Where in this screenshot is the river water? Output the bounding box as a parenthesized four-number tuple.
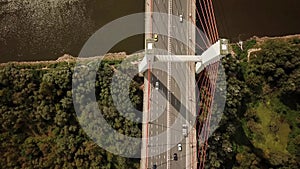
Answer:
(0, 0, 299, 62)
(215, 0, 300, 41)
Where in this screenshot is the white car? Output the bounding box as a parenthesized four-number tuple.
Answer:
(155, 81, 159, 90)
(179, 14, 183, 22)
(178, 143, 182, 151)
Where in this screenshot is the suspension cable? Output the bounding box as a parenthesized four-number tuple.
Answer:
(198, 0, 213, 43)
(201, 62, 219, 169)
(204, 0, 217, 43)
(192, 0, 211, 48)
(190, 18, 210, 50)
(197, 64, 213, 165)
(209, 0, 220, 39)
(198, 64, 214, 168)
(202, 0, 215, 43)
(200, 62, 218, 169)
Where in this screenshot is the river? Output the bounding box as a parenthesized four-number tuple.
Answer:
(0, 0, 299, 62)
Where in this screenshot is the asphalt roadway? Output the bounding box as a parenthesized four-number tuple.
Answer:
(145, 1, 196, 169)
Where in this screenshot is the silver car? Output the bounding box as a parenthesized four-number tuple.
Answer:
(182, 124, 188, 137)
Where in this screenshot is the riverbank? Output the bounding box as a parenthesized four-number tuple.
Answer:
(1, 34, 299, 65)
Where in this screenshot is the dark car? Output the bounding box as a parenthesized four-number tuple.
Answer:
(173, 153, 178, 161)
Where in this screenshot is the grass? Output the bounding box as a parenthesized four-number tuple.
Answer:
(271, 96, 300, 137)
(252, 101, 291, 156)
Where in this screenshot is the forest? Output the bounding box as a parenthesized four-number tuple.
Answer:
(209, 36, 300, 169)
(0, 55, 142, 168)
(0, 36, 299, 168)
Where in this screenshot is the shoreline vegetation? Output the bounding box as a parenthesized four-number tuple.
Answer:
(0, 34, 299, 168)
(0, 34, 299, 65)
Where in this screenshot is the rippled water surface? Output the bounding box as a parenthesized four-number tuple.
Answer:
(0, 0, 299, 62)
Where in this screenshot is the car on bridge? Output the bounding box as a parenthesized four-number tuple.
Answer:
(179, 14, 183, 22)
(173, 153, 178, 161)
(182, 124, 188, 137)
(178, 143, 182, 151)
(155, 81, 159, 90)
